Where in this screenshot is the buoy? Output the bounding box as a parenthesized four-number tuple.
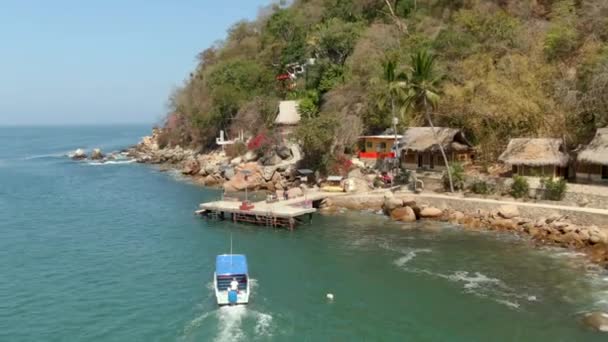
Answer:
(326, 293, 334, 300)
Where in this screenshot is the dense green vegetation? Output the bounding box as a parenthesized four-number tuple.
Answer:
(160, 0, 608, 171)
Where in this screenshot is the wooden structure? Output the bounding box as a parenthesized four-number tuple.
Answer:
(358, 135, 402, 160)
(499, 138, 570, 178)
(398, 127, 475, 171)
(576, 128, 608, 184)
(196, 192, 335, 230)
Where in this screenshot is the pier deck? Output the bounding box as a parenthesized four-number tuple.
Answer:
(196, 191, 341, 229)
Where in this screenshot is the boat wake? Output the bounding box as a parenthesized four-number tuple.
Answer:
(23, 152, 68, 160)
(181, 306, 274, 342)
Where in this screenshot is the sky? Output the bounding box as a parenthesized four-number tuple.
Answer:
(0, 0, 271, 126)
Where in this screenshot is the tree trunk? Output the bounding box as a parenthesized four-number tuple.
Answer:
(424, 98, 454, 193)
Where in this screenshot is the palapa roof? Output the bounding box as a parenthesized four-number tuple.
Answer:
(274, 100, 301, 125)
(398, 127, 473, 152)
(577, 128, 608, 165)
(498, 138, 569, 166)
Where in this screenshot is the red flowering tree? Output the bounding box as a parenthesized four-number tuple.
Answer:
(329, 154, 353, 176)
(247, 131, 275, 155)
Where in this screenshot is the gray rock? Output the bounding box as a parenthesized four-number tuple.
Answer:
(223, 167, 235, 180)
(262, 153, 282, 166)
(230, 157, 242, 165)
(498, 205, 519, 219)
(276, 145, 292, 159)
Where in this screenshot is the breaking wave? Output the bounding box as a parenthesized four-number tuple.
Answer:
(86, 160, 136, 166)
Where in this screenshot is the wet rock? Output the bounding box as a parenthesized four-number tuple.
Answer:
(391, 206, 416, 222)
(383, 196, 403, 214)
(492, 218, 517, 231)
(498, 205, 519, 219)
(420, 207, 442, 218)
(71, 148, 87, 160)
(582, 312, 608, 332)
(181, 157, 200, 175)
(90, 148, 104, 160)
(203, 175, 221, 186)
(448, 211, 465, 223)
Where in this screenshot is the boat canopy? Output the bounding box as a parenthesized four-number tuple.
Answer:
(216, 254, 248, 276)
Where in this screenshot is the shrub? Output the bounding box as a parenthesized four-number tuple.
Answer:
(541, 177, 568, 201)
(225, 141, 247, 158)
(510, 175, 530, 199)
(443, 163, 466, 191)
(395, 168, 411, 185)
(470, 179, 493, 195)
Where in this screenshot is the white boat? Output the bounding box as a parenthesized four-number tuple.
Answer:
(214, 254, 250, 306)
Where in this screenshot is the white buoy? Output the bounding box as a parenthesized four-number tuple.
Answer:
(326, 293, 334, 300)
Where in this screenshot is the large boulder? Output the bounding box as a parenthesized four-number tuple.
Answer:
(230, 157, 242, 165)
(71, 148, 87, 160)
(276, 145, 292, 160)
(383, 195, 403, 213)
(222, 162, 264, 192)
(582, 312, 608, 332)
(223, 167, 236, 180)
(420, 207, 443, 218)
(498, 205, 519, 219)
(181, 157, 200, 175)
(391, 206, 416, 222)
(90, 148, 104, 160)
(261, 152, 282, 166)
(243, 150, 258, 162)
(344, 177, 372, 193)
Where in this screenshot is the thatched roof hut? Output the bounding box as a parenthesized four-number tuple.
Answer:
(274, 101, 301, 126)
(577, 128, 608, 166)
(398, 127, 473, 152)
(498, 138, 569, 166)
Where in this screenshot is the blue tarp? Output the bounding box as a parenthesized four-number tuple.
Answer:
(216, 254, 248, 275)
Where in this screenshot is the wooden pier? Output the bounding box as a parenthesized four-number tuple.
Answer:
(195, 191, 338, 229)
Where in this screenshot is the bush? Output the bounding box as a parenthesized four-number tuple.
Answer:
(541, 177, 567, 201)
(510, 175, 530, 199)
(443, 163, 465, 191)
(225, 141, 247, 158)
(395, 168, 411, 185)
(470, 179, 493, 195)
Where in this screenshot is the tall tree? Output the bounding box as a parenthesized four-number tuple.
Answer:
(377, 56, 408, 169)
(405, 50, 454, 192)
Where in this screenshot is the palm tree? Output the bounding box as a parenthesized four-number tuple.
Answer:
(377, 56, 408, 172)
(405, 50, 454, 192)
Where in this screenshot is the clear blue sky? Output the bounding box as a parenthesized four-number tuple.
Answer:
(0, 0, 271, 126)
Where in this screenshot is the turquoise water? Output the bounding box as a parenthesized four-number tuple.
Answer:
(1, 125, 608, 341)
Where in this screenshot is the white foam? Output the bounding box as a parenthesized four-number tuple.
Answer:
(215, 306, 247, 342)
(495, 299, 521, 309)
(86, 160, 135, 166)
(254, 311, 273, 337)
(24, 152, 67, 160)
(446, 271, 501, 290)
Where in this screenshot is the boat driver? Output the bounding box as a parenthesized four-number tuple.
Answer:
(230, 277, 239, 292)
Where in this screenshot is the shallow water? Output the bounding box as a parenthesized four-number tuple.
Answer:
(1, 125, 607, 341)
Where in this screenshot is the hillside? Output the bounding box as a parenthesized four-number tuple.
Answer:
(158, 0, 608, 171)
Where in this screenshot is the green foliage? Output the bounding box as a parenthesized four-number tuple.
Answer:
(470, 179, 494, 195)
(541, 177, 568, 201)
(544, 0, 579, 60)
(442, 163, 465, 191)
(309, 18, 364, 65)
(225, 141, 247, 158)
(510, 175, 530, 199)
(395, 168, 411, 185)
(295, 115, 338, 172)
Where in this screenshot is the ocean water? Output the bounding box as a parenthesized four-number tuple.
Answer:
(1, 125, 608, 341)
